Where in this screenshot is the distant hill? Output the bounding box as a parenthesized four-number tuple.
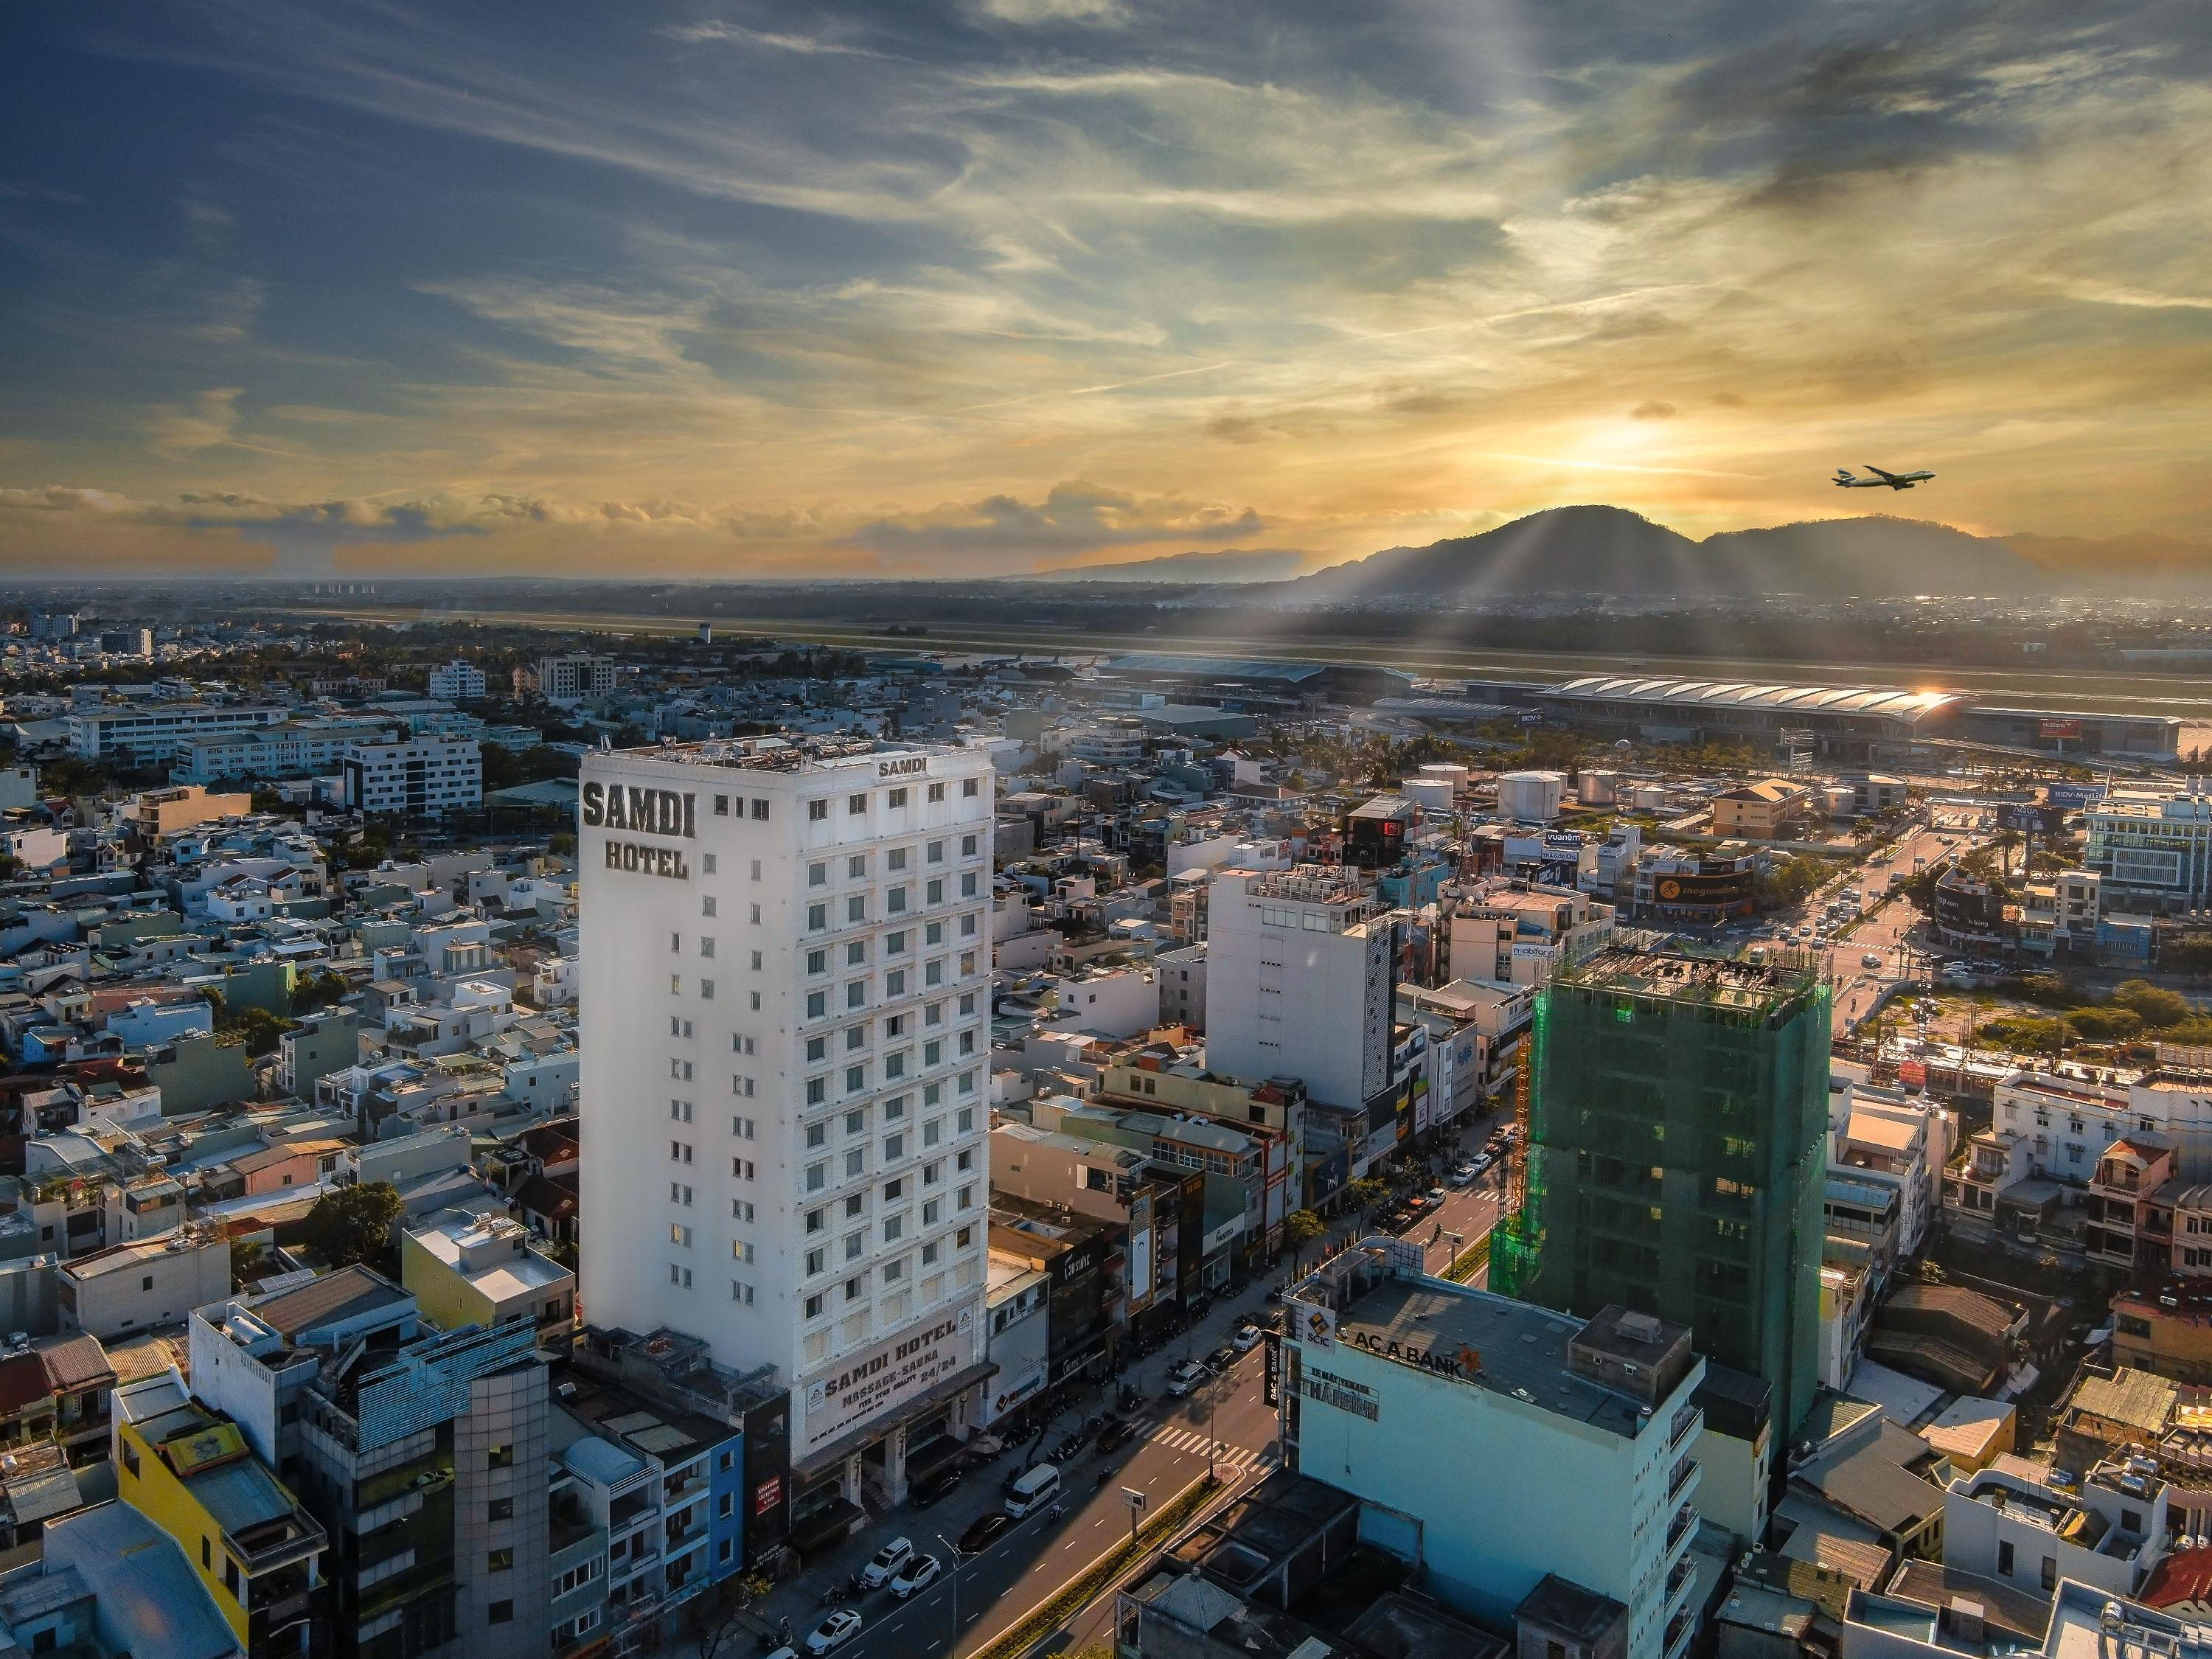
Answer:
(1032, 548, 1304, 583)
(1284, 506, 2129, 600)
(2005, 530, 2212, 577)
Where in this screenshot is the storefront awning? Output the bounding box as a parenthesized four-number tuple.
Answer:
(790, 1359, 996, 1481)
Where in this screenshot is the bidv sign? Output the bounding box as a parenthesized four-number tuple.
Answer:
(582, 782, 697, 880)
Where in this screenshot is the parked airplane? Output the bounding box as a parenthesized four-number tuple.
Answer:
(1834, 465, 1935, 490)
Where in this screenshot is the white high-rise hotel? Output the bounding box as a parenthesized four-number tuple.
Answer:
(579, 736, 995, 1511)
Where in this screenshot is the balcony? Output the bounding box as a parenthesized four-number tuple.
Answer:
(1665, 1608, 1696, 1658)
(1666, 1503, 1696, 1552)
(1669, 1405, 1702, 1449)
(1666, 1455, 1698, 1503)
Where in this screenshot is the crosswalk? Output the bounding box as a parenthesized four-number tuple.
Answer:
(1141, 1420, 1279, 1472)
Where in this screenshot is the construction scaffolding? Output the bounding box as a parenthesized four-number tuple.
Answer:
(1490, 946, 1832, 1436)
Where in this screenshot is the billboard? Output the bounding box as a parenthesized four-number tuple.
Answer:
(800, 1306, 977, 1454)
(2038, 717, 2083, 740)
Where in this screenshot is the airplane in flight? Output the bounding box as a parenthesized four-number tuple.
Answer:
(1834, 465, 1935, 490)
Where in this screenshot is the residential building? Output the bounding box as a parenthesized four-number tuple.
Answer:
(399, 1211, 574, 1342)
(1442, 879, 1615, 986)
(1493, 947, 1832, 1437)
(1284, 1239, 1706, 1658)
(67, 703, 286, 765)
(1153, 941, 1206, 1032)
(188, 1266, 553, 1659)
(1943, 1455, 2167, 1598)
(532, 656, 618, 706)
(427, 662, 487, 702)
(0, 1499, 243, 1659)
(342, 737, 484, 818)
(1206, 865, 1397, 1111)
(1711, 779, 1816, 840)
(58, 1225, 231, 1340)
(114, 1376, 330, 1658)
(577, 737, 994, 1526)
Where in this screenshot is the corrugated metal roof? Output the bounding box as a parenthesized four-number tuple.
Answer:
(1551, 675, 1965, 722)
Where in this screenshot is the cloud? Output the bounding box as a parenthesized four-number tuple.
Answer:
(836, 480, 1265, 566)
(1630, 400, 1678, 420)
(971, 0, 1131, 25)
(145, 388, 246, 458)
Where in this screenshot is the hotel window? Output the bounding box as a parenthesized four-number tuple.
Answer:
(885, 1095, 907, 1120)
(670, 975, 682, 995)
(732, 1115, 757, 1138)
(886, 970, 906, 996)
(845, 1231, 865, 1262)
(923, 1198, 941, 1225)
(751, 991, 762, 1011)
(732, 1075, 754, 1098)
(732, 1158, 755, 1180)
(806, 1162, 827, 1192)
(886, 1133, 905, 1161)
(701, 896, 717, 917)
(846, 1065, 866, 1093)
(849, 854, 868, 877)
(922, 1238, 939, 1264)
(846, 1148, 866, 1178)
(845, 1107, 867, 1135)
(961, 873, 978, 897)
(732, 1200, 754, 1222)
(957, 1106, 975, 1133)
(956, 1225, 973, 1248)
(849, 793, 868, 815)
(807, 1077, 827, 1105)
(888, 846, 908, 872)
(732, 1240, 754, 1264)
(962, 778, 979, 797)
(700, 937, 716, 959)
(844, 1275, 865, 1301)
(846, 939, 868, 965)
(700, 978, 714, 1000)
(805, 1207, 825, 1234)
(672, 1060, 692, 1081)
(669, 1100, 692, 1123)
(671, 932, 681, 952)
(731, 1281, 755, 1305)
(925, 1001, 942, 1026)
(923, 1119, 941, 1147)
(807, 904, 827, 932)
(806, 1293, 826, 1319)
(751, 801, 769, 821)
(888, 787, 908, 807)
(957, 1148, 975, 1172)
(670, 1224, 692, 1247)
(807, 948, 827, 975)
(887, 929, 908, 954)
(845, 1194, 865, 1217)
(669, 1265, 692, 1288)
(926, 921, 944, 945)
(750, 903, 762, 924)
(924, 1082, 942, 1106)
(959, 1030, 975, 1057)
(888, 886, 908, 913)
(884, 1256, 905, 1281)
(923, 1160, 941, 1186)
(809, 861, 828, 886)
(925, 961, 943, 987)
(670, 1141, 692, 1164)
(806, 1247, 826, 1275)
(845, 1025, 867, 1053)
(808, 800, 829, 821)
(807, 991, 827, 1019)
(714, 794, 729, 815)
(927, 839, 944, 863)
(886, 1051, 906, 1079)
(847, 895, 867, 922)
(749, 950, 761, 970)
(846, 981, 866, 1009)
(928, 782, 946, 802)
(927, 879, 945, 905)
(925, 1040, 942, 1067)
(670, 1183, 692, 1206)
(962, 833, 978, 856)
(958, 1070, 977, 1096)
(806, 1121, 827, 1150)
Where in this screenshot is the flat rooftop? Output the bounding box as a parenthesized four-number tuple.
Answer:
(1328, 1275, 1659, 1437)
(1557, 946, 1826, 1016)
(597, 735, 981, 775)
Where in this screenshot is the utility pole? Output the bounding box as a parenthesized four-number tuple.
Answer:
(937, 1534, 971, 1655)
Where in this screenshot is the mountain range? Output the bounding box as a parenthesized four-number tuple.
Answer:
(1031, 548, 1304, 583)
(1272, 507, 2211, 600)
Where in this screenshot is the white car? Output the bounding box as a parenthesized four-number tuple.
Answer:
(860, 1537, 914, 1588)
(807, 1610, 863, 1655)
(890, 1554, 942, 1599)
(1449, 1163, 1478, 1186)
(1471, 1152, 1494, 1175)
(1231, 1323, 1265, 1352)
(1166, 1360, 1208, 1397)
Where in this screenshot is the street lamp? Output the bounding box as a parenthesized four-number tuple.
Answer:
(936, 1533, 973, 1652)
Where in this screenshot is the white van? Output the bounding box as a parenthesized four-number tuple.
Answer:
(1005, 1464, 1060, 1518)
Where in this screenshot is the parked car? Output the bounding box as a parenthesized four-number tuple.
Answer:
(1861, 952, 1883, 969)
(1425, 1186, 1447, 1205)
(860, 1537, 914, 1589)
(807, 1610, 863, 1655)
(910, 1465, 962, 1508)
(890, 1554, 942, 1600)
(1448, 1162, 1477, 1186)
(1098, 1416, 1140, 1453)
(1207, 1345, 1239, 1374)
(1231, 1321, 1264, 1352)
(1166, 1360, 1208, 1397)
(958, 1512, 1013, 1553)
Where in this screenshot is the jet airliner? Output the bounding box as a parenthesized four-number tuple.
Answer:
(1834, 465, 1935, 490)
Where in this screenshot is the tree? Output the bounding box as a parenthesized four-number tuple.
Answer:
(686, 1573, 773, 1658)
(299, 1182, 404, 1270)
(222, 1006, 296, 1058)
(1283, 1209, 1324, 1273)
(2111, 980, 2194, 1029)
(230, 1240, 268, 1287)
(1346, 1177, 1390, 1213)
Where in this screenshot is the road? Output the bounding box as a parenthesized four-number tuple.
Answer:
(759, 1291, 1287, 1659)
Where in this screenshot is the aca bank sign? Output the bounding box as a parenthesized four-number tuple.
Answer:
(582, 782, 697, 880)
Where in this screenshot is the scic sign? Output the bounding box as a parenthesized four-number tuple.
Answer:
(581, 782, 696, 838)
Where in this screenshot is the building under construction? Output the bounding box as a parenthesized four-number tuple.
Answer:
(1491, 947, 1832, 1438)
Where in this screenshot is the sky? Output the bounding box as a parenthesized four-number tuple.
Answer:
(1, 0, 2208, 580)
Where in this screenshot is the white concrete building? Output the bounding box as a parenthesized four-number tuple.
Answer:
(58, 1227, 231, 1339)
(578, 736, 995, 1517)
(1833, 1085, 1948, 1257)
(1206, 866, 1397, 1110)
(1992, 1060, 2212, 1186)
(66, 701, 286, 765)
(341, 734, 483, 818)
(428, 661, 487, 701)
(1286, 1239, 1705, 1658)
(1943, 1455, 2167, 1598)
(535, 655, 618, 706)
